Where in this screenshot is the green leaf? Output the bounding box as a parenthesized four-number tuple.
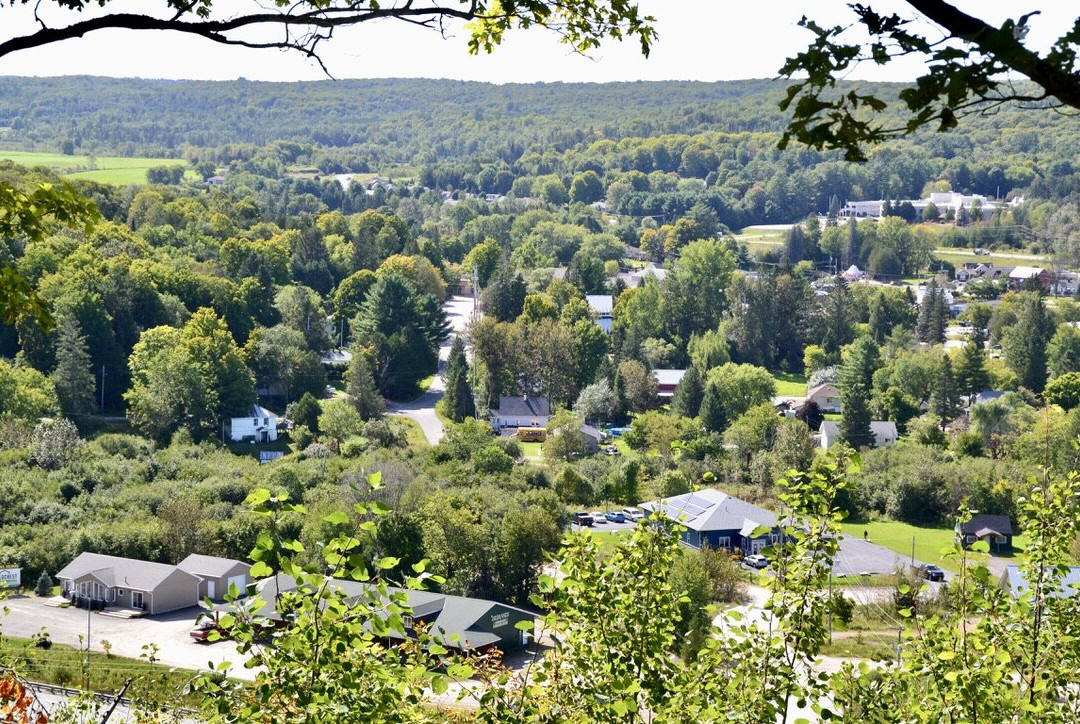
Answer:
(249, 561, 273, 578)
(938, 650, 956, 661)
(514, 620, 533, 631)
(323, 511, 349, 526)
(970, 540, 990, 554)
(376, 556, 400, 570)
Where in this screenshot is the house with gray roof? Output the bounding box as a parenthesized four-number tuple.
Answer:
(652, 369, 686, 399)
(176, 554, 251, 601)
(56, 552, 202, 614)
(819, 420, 898, 450)
(585, 294, 613, 334)
(490, 395, 551, 431)
(1001, 565, 1080, 599)
(229, 404, 282, 443)
(640, 488, 780, 554)
(255, 576, 534, 653)
(957, 514, 1014, 553)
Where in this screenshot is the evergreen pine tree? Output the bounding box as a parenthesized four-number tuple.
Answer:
(929, 287, 948, 343)
(838, 336, 881, 394)
(843, 217, 860, 267)
(954, 340, 990, 401)
(839, 382, 874, 449)
(956, 202, 969, 227)
(292, 391, 322, 433)
(443, 336, 475, 422)
(35, 570, 53, 597)
(1004, 292, 1051, 393)
(930, 355, 961, 423)
(868, 293, 890, 343)
(612, 369, 629, 426)
(821, 275, 855, 355)
(671, 364, 704, 418)
(783, 225, 805, 266)
(51, 315, 96, 417)
(699, 379, 726, 433)
(346, 352, 385, 421)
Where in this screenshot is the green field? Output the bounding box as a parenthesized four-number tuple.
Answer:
(0, 149, 194, 185)
(840, 519, 1027, 573)
(933, 247, 1049, 270)
(771, 371, 807, 397)
(519, 441, 543, 458)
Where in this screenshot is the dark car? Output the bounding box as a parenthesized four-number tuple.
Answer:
(914, 564, 945, 582)
(189, 617, 229, 643)
(574, 512, 594, 527)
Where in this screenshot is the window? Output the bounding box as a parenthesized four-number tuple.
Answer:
(403, 616, 414, 629)
(716, 536, 731, 550)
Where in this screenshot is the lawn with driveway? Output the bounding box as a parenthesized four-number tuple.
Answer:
(840, 520, 1027, 573)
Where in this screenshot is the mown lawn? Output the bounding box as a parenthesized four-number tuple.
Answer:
(1, 149, 196, 185)
(840, 519, 1027, 573)
(518, 441, 542, 458)
(771, 371, 807, 397)
(933, 246, 1049, 269)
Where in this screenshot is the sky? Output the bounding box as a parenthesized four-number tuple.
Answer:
(0, 1, 1074, 84)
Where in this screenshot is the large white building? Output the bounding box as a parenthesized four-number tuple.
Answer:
(838, 192, 1012, 221)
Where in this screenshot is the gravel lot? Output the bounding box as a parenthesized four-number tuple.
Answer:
(1, 596, 250, 679)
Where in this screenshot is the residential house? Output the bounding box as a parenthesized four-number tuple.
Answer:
(971, 390, 1009, 407)
(616, 263, 667, 288)
(807, 384, 842, 413)
(842, 265, 865, 281)
(56, 553, 202, 614)
(256, 576, 535, 652)
(489, 396, 551, 432)
(585, 294, 613, 334)
(819, 420, 899, 450)
(641, 488, 780, 554)
(957, 515, 1014, 553)
(230, 404, 281, 443)
(580, 424, 603, 453)
(1007, 266, 1051, 290)
(176, 554, 251, 601)
(1000, 565, 1080, 599)
(652, 369, 686, 400)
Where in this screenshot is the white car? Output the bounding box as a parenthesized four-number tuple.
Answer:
(622, 508, 644, 521)
(591, 512, 608, 524)
(743, 554, 768, 569)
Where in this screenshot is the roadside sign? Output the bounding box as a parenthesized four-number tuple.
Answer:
(0, 568, 21, 588)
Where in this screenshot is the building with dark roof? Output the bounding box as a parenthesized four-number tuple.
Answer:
(255, 576, 534, 653)
(489, 395, 552, 431)
(957, 515, 1014, 553)
(640, 488, 780, 554)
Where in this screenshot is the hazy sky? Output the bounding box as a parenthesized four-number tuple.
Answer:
(0, 1, 1074, 84)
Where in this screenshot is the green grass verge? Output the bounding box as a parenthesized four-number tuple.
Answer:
(518, 441, 542, 458)
(0, 149, 195, 185)
(820, 632, 899, 660)
(0, 635, 203, 707)
(840, 520, 1028, 573)
(390, 416, 430, 448)
(771, 371, 807, 397)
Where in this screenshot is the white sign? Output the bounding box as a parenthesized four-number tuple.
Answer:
(0, 568, 21, 588)
(490, 611, 509, 629)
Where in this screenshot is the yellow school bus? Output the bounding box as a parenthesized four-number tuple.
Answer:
(515, 427, 547, 442)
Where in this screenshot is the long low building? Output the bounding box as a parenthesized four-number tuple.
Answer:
(641, 488, 780, 555)
(255, 575, 534, 653)
(56, 552, 250, 615)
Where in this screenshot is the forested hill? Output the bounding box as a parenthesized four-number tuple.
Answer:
(0, 75, 815, 157)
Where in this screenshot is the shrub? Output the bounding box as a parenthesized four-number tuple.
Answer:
(340, 436, 369, 458)
(302, 442, 333, 459)
(34, 571, 53, 597)
(291, 425, 314, 449)
(30, 419, 83, 470)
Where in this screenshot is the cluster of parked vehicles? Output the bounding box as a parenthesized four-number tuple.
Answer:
(573, 508, 644, 526)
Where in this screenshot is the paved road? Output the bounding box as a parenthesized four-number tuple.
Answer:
(387, 295, 475, 445)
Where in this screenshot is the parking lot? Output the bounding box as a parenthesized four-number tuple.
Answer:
(0, 595, 249, 678)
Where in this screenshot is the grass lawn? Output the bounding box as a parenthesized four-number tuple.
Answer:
(518, 441, 543, 458)
(934, 246, 1049, 269)
(820, 632, 899, 660)
(0, 635, 202, 706)
(771, 371, 807, 397)
(390, 417, 429, 448)
(0, 149, 196, 185)
(841, 519, 1028, 573)
(613, 437, 634, 457)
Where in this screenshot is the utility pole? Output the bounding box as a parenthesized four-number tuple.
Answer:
(84, 598, 92, 690)
(828, 571, 833, 644)
(99, 365, 106, 412)
(911, 535, 916, 566)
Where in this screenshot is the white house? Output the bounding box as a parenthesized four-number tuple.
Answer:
(489, 396, 552, 432)
(230, 404, 281, 443)
(820, 420, 898, 450)
(585, 294, 613, 334)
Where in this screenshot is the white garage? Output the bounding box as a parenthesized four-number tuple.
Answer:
(176, 554, 251, 601)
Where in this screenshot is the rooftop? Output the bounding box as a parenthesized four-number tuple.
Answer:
(641, 488, 778, 534)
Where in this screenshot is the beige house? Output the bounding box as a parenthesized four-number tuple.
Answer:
(176, 554, 251, 601)
(56, 552, 250, 614)
(57, 553, 201, 615)
(807, 383, 842, 412)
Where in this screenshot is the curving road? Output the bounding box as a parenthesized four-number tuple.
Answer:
(387, 295, 475, 445)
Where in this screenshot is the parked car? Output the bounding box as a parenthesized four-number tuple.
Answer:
(189, 617, 229, 643)
(914, 564, 945, 582)
(574, 512, 593, 527)
(591, 512, 607, 524)
(743, 554, 769, 569)
(974, 248, 990, 256)
(622, 507, 643, 521)
(605, 511, 626, 523)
